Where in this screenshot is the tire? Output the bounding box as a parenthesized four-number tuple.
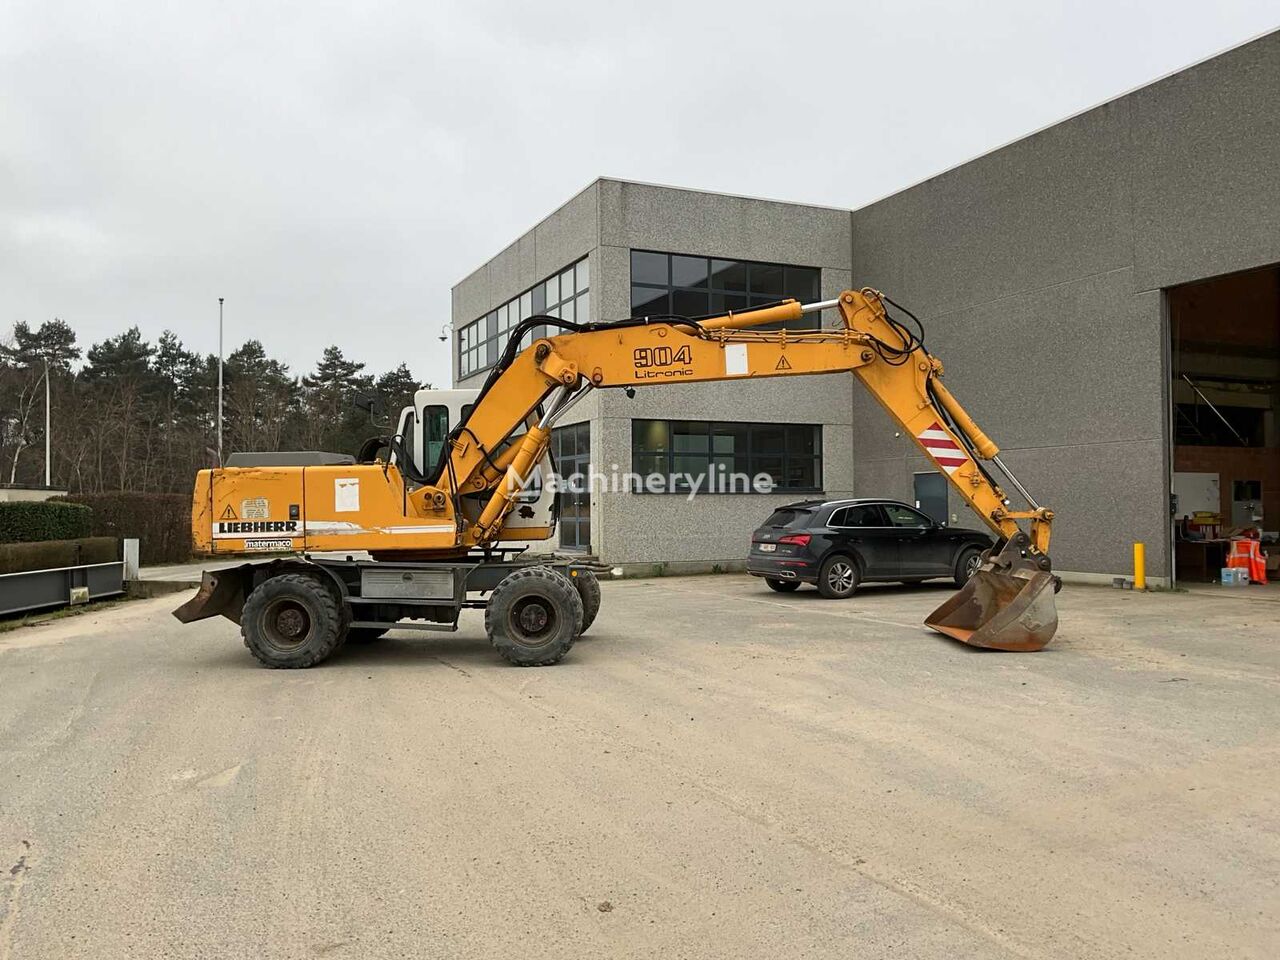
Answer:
(485, 567, 583, 666)
(241, 573, 345, 669)
(954, 547, 983, 587)
(345, 626, 389, 645)
(765, 578, 800, 593)
(817, 555, 860, 599)
(570, 569, 602, 634)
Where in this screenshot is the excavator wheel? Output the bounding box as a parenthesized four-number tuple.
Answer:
(485, 567, 583, 666)
(241, 573, 345, 669)
(569, 569, 602, 635)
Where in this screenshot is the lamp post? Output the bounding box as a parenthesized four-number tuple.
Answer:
(217, 297, 224, 467)
(43, 356, 50, 487)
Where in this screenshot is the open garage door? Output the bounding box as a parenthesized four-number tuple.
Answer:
(1170, 265, 1279, 592)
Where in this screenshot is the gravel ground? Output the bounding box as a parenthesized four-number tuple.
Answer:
(1, 575, 1277, 959)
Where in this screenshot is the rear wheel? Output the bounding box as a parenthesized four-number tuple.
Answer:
(241, 573, 344, 669)
(765, 578, 800, 593)
(570, 569, 601, 634)
(485, 567, 583, 666)
(954, 547, 983, 587)
(817, 555, 860, 599)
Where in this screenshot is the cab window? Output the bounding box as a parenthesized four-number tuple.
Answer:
(423, 405, 449, 471)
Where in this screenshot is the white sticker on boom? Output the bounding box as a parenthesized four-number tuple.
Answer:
(334, 477, 360, 513)
(724, 343, 749, 376)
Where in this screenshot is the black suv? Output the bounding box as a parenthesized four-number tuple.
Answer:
(747, 498, 994, 599)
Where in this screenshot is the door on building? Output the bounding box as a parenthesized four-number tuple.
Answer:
(913, 472, 948, 525)
(1168, 264, 1279, 588)
(551, 421, 591, 552)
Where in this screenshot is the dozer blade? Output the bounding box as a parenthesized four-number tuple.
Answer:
(924, 535, 1060, 651)
(172, 568, 249, 625)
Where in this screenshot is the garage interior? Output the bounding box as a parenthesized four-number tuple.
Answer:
(1170, 264, 1280, 589)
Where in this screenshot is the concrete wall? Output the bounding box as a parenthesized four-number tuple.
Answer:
(0, 487, 67, 503)
(452, 178, 857, 567)
(850, 30, 1280, 578)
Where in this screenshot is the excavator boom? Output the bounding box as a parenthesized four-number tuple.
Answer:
(440, 288, 1059, 651)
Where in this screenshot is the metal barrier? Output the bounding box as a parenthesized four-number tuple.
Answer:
(0, 561, 125, 617)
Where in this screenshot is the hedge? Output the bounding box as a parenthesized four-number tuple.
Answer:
(0, 501, 92, 544)
(57, 492, 192, 566)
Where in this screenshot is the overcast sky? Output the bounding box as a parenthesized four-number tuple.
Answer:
(2, 1, 1277, 387)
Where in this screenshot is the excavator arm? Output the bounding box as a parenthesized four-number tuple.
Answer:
(430, 289, 1059, 651)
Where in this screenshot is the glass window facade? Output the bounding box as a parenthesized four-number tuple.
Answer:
(631, 420, 822, 493)
(629, 251, 820, 331)
(458, 257, 590, 378)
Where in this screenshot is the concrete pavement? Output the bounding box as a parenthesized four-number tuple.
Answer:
(1, 576, 1278, 958)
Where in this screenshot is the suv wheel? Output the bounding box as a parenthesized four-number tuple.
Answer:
(817, 555, 860, 599)
(954, 546, 983, 587)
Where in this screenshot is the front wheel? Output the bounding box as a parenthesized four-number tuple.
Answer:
(765, 578, 800, 593)
(485, 567, 583, 666)
(817, 555, 860, 599)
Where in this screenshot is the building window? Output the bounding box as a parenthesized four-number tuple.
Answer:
(458, 258, 590, 378)
(630, 251, 820, 331)
(552, 421, 591, 551)
(631, 419, 822, 493)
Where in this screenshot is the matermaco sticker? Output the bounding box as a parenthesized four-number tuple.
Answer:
(241, 497, 269, 520)
(243, 538, 295, 552)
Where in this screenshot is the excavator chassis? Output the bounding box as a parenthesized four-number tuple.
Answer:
(174, 553, 610, 669)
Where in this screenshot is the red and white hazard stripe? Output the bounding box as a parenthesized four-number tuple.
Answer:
(916, 422, 968, 474)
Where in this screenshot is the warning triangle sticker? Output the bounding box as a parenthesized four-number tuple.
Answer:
(220, 504, 237, 520)
(775, 355, 792, 370)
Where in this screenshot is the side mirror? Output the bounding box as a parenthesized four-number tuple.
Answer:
(355, 394, 392, 428)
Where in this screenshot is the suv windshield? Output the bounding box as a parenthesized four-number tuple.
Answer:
(763, 508, 812, 529)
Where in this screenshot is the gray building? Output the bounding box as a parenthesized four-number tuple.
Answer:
(453, 30, 1280, 583)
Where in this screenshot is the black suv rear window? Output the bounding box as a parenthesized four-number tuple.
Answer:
(763, 508, 811, 529)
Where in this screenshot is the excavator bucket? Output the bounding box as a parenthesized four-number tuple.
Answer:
(924, 538, 1059, 651)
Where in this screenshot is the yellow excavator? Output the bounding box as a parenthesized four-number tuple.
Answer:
(175, 289, 1059, 666)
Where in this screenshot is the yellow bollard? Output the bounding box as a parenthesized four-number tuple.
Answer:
(1133, 542, 1146, 591)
